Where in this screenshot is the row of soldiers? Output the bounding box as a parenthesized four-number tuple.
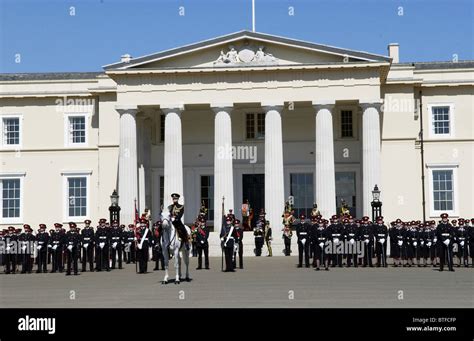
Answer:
(0, 218, 167, 275)
(290, 211, 474, 271)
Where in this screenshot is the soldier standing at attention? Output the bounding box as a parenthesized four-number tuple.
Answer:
(152, 220, 165, 271)
(436, 213, 455, 272)
(136, 218, 152, 274)
(253, 212, 265, 256)
(282, 210, 295, 256)
(95, 219, 111, 272)
(220, 215, 237, 272)
(468, 218, 474, 267)
(314, 219, 330, 271)
(81, 219, 95, 272)
(196, 216, 210, 270)
(296, 214, 310, 268)
(344, 216, 358, 268)
(21, 225, 35, 274)
(234, 218, 244, 269)
(264, 220, 273, 257)
(49, 223, 65, 273)
(124, 224, 136, 264)
(110, 220, 123, 270)
(374, 217, 388, 267)
(455, 219, 469, 267)
(36, 224, 49, 273)
(360, 217, 374, 267)
(65, 222, 81, 276)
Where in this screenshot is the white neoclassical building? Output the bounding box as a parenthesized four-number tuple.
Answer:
(1, 31, 473, 255)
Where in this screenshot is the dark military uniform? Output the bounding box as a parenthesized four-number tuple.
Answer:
(168, 195, 187, 246)
(81, 225, 95, 272)
(314, 222, 329, 270)
(360, 220, 374, 267)
(0, 231, 5, 270)
(36, 225, 49, 273)
(110, 224, 123, 269)
(345, 221, 359, 267)
(436, 218, 455, 271)
(328, 219, 343, 267)
(220, 217, 237, 272)
(196, 219, 210, 270)
(405, 225, 419, 266)
(264, 221, 272, 257)
(295, 217, 310, 268)
(65, 224, 81, 275)
(469, 220, 474, 267)
(282, 214, 294, 256)
(124, 225, 136, 264)
(152, 222, 165, 271)
(455, 222, 469, 267)
(136, 223, 152, 274)
(374, 222, 388, 267)
(234, 221, 244, 269)
(95, 225, 110, 272)
(5, 228, 18, 274)
(253, 219, 265, 256)
(20, 226, 35, 273)
(49, 226, 65, 273)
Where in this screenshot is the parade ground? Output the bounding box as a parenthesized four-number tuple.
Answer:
(1, 256, 473, 309)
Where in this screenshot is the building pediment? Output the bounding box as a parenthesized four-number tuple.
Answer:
(103, 30, 391, 71)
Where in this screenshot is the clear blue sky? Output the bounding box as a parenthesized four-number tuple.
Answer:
(0, 0, 473, 73)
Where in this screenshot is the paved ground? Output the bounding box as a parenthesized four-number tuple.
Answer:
(0, 257, 473, 308)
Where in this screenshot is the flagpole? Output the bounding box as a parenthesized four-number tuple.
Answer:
(252, 0, 256, 32)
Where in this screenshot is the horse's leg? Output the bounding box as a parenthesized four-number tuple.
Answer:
(162, 243, 169, 284)
(184, 247, 190, 280)
(174, 243, 180, 284)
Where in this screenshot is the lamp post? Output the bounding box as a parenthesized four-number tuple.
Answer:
(109, 190, 121, 225)
(370, 185, 382, 222)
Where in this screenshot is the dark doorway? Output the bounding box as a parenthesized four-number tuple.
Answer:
(242, 174, 264, 229)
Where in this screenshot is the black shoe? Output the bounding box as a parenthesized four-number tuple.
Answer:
(449, 269, 455, 272)
(297, 265, 302, 268)
(196, 267, 202, 270)
(316, 268, 320, 271)
(36, 270, 41, 274)
(325, 267, 329, 271)
(66, 272, 71, 276)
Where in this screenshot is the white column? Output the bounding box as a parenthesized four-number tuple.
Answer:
(314, 103, 336, 218)
(263, 104, 285, 234)
(116, 105, 138, 225)
(162, 108, 184, 218)
(212, 105, 234, 225)
(361, 103, 382, 217)
(137, 117, 146, 213)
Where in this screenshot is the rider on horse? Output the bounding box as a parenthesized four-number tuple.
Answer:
(168, 193, 190, 250)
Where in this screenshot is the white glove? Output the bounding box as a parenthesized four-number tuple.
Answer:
(413, 241, 417, 247)
(112, 242, 117, 249)
(434, 238, 437, 243)
(53, 245, 58, 250)
(397, 241, 403, 246)
(334, 238, 339, 244)
(201, 241, 204, 244)
(99, 242, 105, 249)
(427, 242, 432, 247)
(37, 245, 42, 250)
(6, 246, 10, 252)
(134, 237, 137, 241)
(420, 241, 424, 246)
(48, 245, 52, 248)
(83, 243, 89, 249)
(350, 239, 355, 245)
(319, 242, 324, 248)
(364, 239, 369, 244)
(67, 245, 73, 251)
(220, 237, 224, 242)
(443, 239, 450, 246)
(138, 245, 142, 250)
(380, 238, 385, 244)
(301, 238, 306, 245)
(460, 241, 465, 246)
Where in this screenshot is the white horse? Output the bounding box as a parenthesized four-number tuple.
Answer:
(160, 210, 191, 284)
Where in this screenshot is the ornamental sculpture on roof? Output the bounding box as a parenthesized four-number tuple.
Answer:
(213, 45, 278, 66)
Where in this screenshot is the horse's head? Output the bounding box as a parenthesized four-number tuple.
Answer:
(160, 210, 172, 228)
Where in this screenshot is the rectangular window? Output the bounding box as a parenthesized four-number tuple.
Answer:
(290, 173, 314, 218)
(65, 114, 87, 146)
(340, 110, 353, 138)
(1, 179, 21, 219)
(67, 177, 87, 217)
(160, 114, 165, 142)
(431, 106, 451, 136)
(200, 175, 214, 221)
(336, 172, 356, 216)
(432, 170, 454, 211)
(1, 116, 21, 147)
(246, 113, 265, 140)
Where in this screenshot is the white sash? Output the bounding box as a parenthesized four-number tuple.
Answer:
(139, 228, 149, 249)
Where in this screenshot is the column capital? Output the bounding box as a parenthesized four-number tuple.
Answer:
(262, 102, 284, 112)
(115, 105, 138, 116)
(312, 100, 335, 111)
(360, 101, 383, 112)
(210, 103, 233, 113)
(161, 106, 183, 116)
